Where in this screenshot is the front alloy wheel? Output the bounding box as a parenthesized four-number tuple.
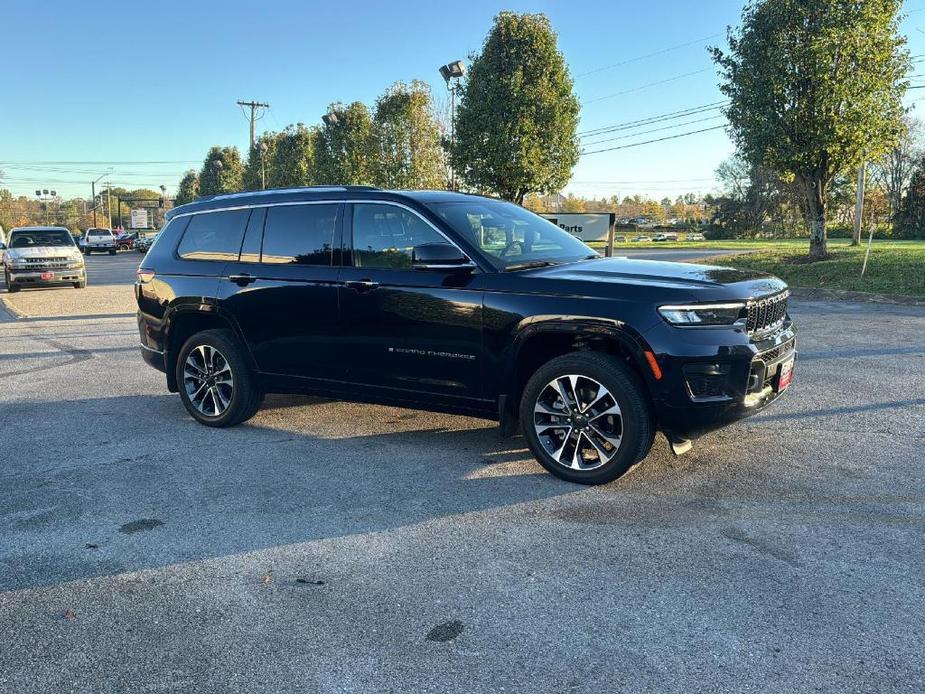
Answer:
(520, 352, 653, 485)
(533, 374, 623, 471)
(183, 344, 234, 417)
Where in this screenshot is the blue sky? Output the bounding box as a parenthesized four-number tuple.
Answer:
(2, 0, 925, 201)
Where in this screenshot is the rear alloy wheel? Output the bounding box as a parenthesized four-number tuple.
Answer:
(176, 329, 262, 427)
(520, 352, 653, 485)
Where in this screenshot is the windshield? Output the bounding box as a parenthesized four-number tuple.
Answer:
(426, 200, 596, 270)
(9, 230, 75, 248)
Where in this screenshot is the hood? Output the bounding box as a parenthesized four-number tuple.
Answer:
(7, 245, 81, 259)
(519, 257, 787, 302)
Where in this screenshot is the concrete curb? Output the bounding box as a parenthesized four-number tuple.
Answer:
(791, 287, 925, 307)
(0, 296, 24, 321)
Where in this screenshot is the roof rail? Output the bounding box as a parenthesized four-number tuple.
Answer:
(197, 185, 380, 203)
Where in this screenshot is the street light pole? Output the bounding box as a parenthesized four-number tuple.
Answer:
(439, 60, 466, 191)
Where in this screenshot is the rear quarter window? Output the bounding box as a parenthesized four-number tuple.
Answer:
(177, 209, 250, 262)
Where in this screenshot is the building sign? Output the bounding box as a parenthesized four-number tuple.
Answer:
(130, 208, 148, 229)
(541, 213, 615, 242)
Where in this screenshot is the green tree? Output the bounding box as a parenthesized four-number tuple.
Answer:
(243, 132, 280, 191)
(314, 102, 374, 185)
(371, 80, 445, 189)
(198, 146, 244, 196)
(450, 12, 580, 204)
(269, 124, 317, 188)
(712, 0, 910, 259)
(174, 170, 200, 206)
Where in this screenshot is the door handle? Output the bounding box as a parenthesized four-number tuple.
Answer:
(345, 279, 379, 292)
(228, 273, 257, 286)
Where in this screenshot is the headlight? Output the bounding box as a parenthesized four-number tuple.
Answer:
(658, 302, 745, 326)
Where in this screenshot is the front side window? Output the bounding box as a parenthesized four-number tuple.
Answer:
(426, 200, 595, 270)
(177, 209, 249, 262)
(351, 203, 447, 269)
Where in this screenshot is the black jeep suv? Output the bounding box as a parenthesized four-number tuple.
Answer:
(136, 186, 796, 484)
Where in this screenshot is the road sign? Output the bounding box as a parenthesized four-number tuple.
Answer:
(130, 208, 148, 229)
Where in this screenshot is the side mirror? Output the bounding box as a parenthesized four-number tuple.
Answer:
(411, 243, 475, 271)
(0, 243, 6, 250)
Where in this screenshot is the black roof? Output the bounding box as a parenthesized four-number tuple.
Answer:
(165, 186, 496, 220)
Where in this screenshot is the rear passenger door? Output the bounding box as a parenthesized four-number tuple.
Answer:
(218, 202, 345, 382)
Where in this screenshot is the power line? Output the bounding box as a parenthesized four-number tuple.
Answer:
(583, 67, 714, 105)
(578, 101, 727, 137)
(574, 33, 722, 79)
(581, 113, 726, 147)
(0, 160, 198, 165)
(581, 125, 727, 156)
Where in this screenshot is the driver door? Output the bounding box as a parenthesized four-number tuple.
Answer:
(337, 202, 484, 400)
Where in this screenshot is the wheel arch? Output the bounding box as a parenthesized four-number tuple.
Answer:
(503, 318, 657, 420)
(162, 304, 253, 392)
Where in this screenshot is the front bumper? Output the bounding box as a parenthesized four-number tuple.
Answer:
(643, 319, 797, 440)
(7, 267, 85, 286)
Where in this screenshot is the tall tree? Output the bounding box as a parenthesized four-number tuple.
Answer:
(243, 131, 280, 191)
(198, 146, 244, 196)
(450, 12, 580, 205)
(872, 116, 922, 221)
(314, 102, 374, 185)
(174, 170, 200, 206)
(269, 124, 317, 188)
(712, 0, 910, 259)
(371, 80, 445, 189)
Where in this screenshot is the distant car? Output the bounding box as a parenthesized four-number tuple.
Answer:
(3, 226, 86, 292)
(613, 235, 626, 243)
(115, 231, 139, 251)
(135, 232, 160, 253)
(632, 235, 650, 242)
(653, 233, 679, 242)
(83, 228, 117, 255)
(686, 232, 706, 241)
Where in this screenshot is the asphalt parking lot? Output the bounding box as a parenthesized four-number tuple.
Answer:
(1, 258, 923, 692)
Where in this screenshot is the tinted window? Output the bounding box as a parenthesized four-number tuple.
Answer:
(177, 210, 249, 262)
(261, 204, 337, 265)
(239, 207, 266, 263)
(351, 204, 446, 269)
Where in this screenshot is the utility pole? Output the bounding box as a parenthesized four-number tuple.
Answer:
(237, 99, 270, 152)
(852, 161, 866, 247)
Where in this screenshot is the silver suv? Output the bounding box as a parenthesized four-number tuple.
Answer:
(3, 226, 87, 292)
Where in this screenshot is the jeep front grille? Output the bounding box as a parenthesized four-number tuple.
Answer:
(746, 291, 789, 335)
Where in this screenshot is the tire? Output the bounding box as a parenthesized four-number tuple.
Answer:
(108, 249, 116, 255)
(175, 328, 262, 427)
(519, 352, 653, 485)
(6, 271, 20, 293)
(83, 249, 90, 255)
(74, 280, 87, 289)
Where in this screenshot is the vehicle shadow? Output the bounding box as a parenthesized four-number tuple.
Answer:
(0, 393, 582, 592)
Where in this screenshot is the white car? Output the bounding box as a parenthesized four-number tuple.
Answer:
(82, 228, 117, 255)
(4, 226, 86, 292)
(686, 232, 706, 241)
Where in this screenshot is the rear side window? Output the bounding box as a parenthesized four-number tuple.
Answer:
(177, 210, 249, 262)
(261, 204, 338, 265)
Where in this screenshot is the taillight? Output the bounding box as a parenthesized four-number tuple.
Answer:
(136, 268, 155, 284)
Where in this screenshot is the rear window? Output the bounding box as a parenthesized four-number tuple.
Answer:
(261, 204, 338, 265)
(10, 230, 74, 247)
(87, 229, 112, 237)
(177, 210, 249, 262)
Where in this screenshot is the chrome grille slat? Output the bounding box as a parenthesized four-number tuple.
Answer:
(746, 291, 789, 336)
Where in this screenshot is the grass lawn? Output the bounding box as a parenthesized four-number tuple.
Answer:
(706, 241, 925, 297)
